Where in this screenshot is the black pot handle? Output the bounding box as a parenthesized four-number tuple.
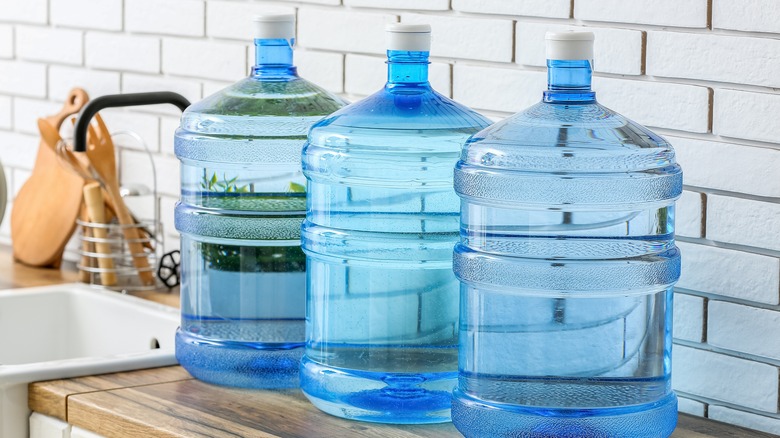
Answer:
(73, 92, 191, 152)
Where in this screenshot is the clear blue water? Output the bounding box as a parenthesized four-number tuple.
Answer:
(451, 58, 682, 437)
(300, 49, 491, 423)
(173, 37, 345, 389)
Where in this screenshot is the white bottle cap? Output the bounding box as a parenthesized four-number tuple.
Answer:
(545, 31, 594, 61)
(386, 24, 431, 52)
(253, 14, 295, 40)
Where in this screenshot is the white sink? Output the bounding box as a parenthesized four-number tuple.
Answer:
(0, 283, 179, 438)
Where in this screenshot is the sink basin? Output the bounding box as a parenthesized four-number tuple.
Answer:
(0, 283, 179, 438)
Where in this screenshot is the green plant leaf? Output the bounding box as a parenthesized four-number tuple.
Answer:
(289, 182, 306, 193)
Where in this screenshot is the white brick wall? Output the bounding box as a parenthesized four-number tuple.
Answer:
(677, 241, 780, 305)
(708, 301, 780, 360)
(672, 345, 779, 412)
(126, 0, 205, 37)
(0, 1, 779, 433)
(0, 25, 13, 59)
(713, 0, 780, 34)
(454, 0, 570, 19)
(85, 33, 160, 74)
(16, 26, 82, 65)
(673, 293, 704, 343)
(574, 0, 708, 27)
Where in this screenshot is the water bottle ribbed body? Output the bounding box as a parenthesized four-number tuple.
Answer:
(300, 49, 491, 424)
(452, 59, 682, 437)
(174, 37, 345, 389)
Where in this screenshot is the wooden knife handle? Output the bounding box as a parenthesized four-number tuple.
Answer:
(83, 183, 118, 286)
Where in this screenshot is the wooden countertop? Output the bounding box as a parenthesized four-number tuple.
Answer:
(4, 247, 773, 437)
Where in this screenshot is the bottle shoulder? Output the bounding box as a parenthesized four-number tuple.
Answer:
(461, 100, 678, 172)
(183, 75, 347, 119)
(309, 86, 491, 134)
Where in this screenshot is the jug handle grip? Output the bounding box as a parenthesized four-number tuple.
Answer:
(73, 92, 191, 152)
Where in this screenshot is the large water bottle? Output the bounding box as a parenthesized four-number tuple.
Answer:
(300, 24, 491, 423)
(451, 32, 681, 437)
(174, 15, 345, 389)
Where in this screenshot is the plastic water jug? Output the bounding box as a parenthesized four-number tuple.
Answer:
(451, 31, 681, 437)
(174, 15, 345, 389)
(300, 24, 491, 423)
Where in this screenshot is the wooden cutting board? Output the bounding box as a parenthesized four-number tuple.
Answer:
(11, 89, 89, 267)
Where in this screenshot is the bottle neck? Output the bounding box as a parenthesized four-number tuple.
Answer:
(386, 50, 430, 90)
(543, 59, 596, 104)
(252, 38, 297, 78)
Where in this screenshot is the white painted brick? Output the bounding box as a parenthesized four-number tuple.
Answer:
(16, 26, 82, 65)
(0, 61, 46, 98)
(274, 0, 338, 5)
(346, 0, 449, 10)
(574, 0, 707, 28)
(677, 397, 706, 417)
(49, 66, 121, 101)
(127, 0, 205, 37)
(206, 1, 293, 40)
(0, 0, 47, 24)
(0, 25, 12, 58)
(649, 32, 780, 88)
(85, 33, 160, 74)
(298, 8, 397, 55)
(121, 73, 202, 115)
(709, 406, 780, 436)
(714, 89, 780, 144)
(671, 136, 780, 198)
(402, 14, 513, 63)
(676, 191, 703, 238)
(593, 77, 710, 133)
(345, 55, 385, 97)
(709, 301, 780, 360)
(713, 0, 780, 34)
(51, 0, 122, 31)
(13, 98, 61, 135)
(160, 196, 178, 239)
(296, 51, 344, 94)
(162, 38, 246, 82)
(0, 131, 39, 169)
(429, 62, 452, 98)
(102, 110, 161, 152)
(202, 80, 232, 97)
(11, 168, 30, 198)
(672, 345, 778, 412)
(707, 195, 780, 252)
(453, 0, 570, 19)
(673, 293, 703, 343)
(516, 23, 643, 76)
(160, 116, 179, 156)
(121, 149, 180, 198)
(677, 241, 780, 305)
(0, 96, 10, 129)
(453, 64, 546, 113)
(346, 54, 450, 97)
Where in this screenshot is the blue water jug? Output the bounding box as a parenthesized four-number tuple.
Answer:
(452, 31, 681, 437)
(174, 14, 345, 389)
(300, 24, 491, 423)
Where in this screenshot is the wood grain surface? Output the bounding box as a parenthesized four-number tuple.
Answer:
(29, 367, 777, 438)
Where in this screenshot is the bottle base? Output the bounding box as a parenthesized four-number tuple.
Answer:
(175, 330, 302, 389)
(452, 389, 677, 438)
(300, 356, 454, 424)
